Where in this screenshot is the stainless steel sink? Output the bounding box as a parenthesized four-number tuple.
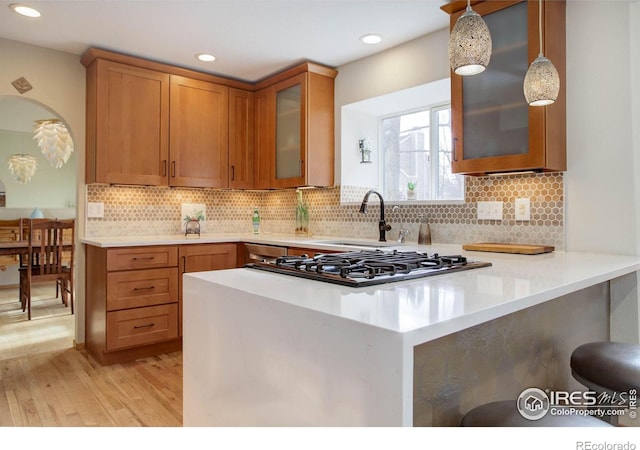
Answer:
(307, 240, 396, 249)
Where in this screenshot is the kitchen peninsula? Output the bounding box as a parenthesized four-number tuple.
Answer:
(164, 235, 640, 427)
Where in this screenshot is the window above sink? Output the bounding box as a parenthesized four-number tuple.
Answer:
(340, 78, 464, 205)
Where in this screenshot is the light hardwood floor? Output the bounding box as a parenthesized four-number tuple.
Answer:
(0, 283, 183, 426)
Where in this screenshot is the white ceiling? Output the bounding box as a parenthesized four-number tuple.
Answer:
(0, 0, 450, 83)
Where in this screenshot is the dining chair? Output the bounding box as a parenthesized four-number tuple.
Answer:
(19, 218, 75, 320)
(0, 218, 24, 271)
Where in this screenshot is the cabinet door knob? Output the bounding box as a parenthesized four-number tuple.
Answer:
(162, 160, 167, 177)
(171, 161, 176, 178)
(231, 165, 235, 181)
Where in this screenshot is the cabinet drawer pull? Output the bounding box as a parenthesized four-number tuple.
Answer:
(133, 323, 155, 329)
(162, 160, 167, 177)
(171, 161, 176, 178)
(132, 256, 155, 261)
(133, 286, 155, 291)
(453, 137, 458, 162)
(231, 165, 235, 181)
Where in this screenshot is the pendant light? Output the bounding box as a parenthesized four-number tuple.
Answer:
(523, 0, 560, 106)
(448, 0, 492, 76)
(7, 154, 37, 184)
(33, 119, 74, 168)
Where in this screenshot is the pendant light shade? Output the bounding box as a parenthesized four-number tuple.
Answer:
(33, 119, 74, 168)
(523, 0, 560, 106)
(7, 154, 37, 184)
(524, 55, 560, 106)
(448, 1, 492, 76)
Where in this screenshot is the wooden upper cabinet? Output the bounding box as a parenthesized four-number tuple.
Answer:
(445, 0, 566, 175)
(228, 88, 255, 189)
(169, 76, 229, 188)
(86, 59, 169, 185)
(253, 87, 274, 190)
(254, 64, 337, 189)
(273, 73, 306, 188)
(83, 49, 336, 189)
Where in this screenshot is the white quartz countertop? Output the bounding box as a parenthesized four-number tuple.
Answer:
(178, 233, 640, 426)
(83, 232, 640, 345)
(185, 245, 640, 346)
(81, 232, 393, 250)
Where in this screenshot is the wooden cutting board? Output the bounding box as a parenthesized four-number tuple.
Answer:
(462, 243, 555, 255)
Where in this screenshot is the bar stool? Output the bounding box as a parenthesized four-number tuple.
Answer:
(570, 341, 640, 425)
(460, 400, 613, 427)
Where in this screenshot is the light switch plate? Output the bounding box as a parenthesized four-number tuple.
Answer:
(87, 202, 104, 218)
(477, 201, 503, 220)
(515, 198, 531, 221)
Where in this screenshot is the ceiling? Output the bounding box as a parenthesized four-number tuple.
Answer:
(0, 0, 450, 83)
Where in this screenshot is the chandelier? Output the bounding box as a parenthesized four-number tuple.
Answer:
(32, 119, 74, 168)
(7, 154, 37, 184)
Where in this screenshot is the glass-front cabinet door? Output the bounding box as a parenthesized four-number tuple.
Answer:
(448, 0, 566, 175)
(273, 73, 306, 187)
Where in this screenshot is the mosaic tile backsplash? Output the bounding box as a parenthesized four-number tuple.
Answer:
(86, 172, 565, 249)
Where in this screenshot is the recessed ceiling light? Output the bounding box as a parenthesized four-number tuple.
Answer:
(9, 3, 41, 18)
(196, 53, 216, 62)
(360, 34, 382, 45)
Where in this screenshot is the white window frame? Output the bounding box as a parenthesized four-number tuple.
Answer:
(379, 102, 464, 203)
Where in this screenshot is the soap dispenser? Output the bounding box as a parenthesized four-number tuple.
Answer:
(418, 214, 431, 245)
(252, 207, 260, 234)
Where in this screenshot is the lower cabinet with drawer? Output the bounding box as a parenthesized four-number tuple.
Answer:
(106, 303, 179, 351)
(85, 244, 182, 365)
(178, 243, 239, 336)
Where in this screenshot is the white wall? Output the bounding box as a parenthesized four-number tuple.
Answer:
(0, 38, 86, 342)
(633, 1, 640, 257)
(565, 1, 638, 255)
(335, 28, 450, 183)
(340, 109, 379, 190)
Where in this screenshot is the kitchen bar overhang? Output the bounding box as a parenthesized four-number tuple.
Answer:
(182, 244, 640, 426)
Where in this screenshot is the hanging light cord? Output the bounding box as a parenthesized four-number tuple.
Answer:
(537, 0, 543, 57)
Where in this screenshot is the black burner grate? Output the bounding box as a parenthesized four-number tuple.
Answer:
(246, 250, 491, 287)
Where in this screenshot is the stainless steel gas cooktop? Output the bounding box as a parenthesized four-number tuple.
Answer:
(245, 249, 492, 287)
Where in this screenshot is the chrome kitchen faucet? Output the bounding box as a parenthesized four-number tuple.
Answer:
(392, 205, 410, 244)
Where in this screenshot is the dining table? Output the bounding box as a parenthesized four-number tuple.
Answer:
(0, 240, 35, 256)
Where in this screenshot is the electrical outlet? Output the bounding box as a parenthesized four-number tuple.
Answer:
(477, 201, 503, 220)
(87, 202, 104, 218)
(515, 198, 531, 221)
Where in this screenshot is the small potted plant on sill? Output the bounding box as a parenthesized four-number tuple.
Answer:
(407, 180, 417, 200)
